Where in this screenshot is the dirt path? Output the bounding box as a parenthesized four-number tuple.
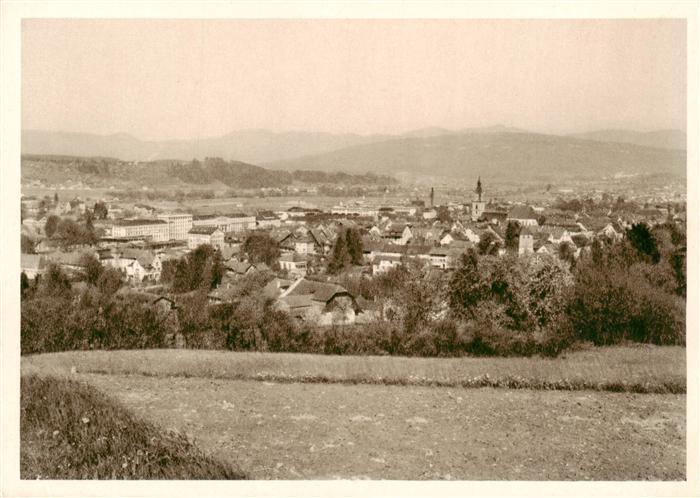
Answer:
(77, 374, 685, 480)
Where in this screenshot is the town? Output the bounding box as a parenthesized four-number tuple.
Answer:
(20, 173, 686, 333)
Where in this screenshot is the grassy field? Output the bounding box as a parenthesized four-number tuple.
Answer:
(22, 345, 686, 394)
(21, 347, 686, 480)
(70, 374, 686, 480)
(20, 375, 246, 479)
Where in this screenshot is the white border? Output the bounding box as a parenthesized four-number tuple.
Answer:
(1, 2, 698, 497)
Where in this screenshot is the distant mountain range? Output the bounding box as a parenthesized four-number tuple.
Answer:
(22, 126, 686, 182)
(22, 129, 393, 165)
(268, 132, 686, 181)
(567, 129, 686, 150)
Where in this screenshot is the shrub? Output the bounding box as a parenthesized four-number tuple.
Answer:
(565, 260, 685, 346)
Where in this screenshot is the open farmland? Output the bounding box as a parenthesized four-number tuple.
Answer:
(22, 346, 686, 480)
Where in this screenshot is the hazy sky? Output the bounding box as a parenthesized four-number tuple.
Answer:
(22, 19, 686, 140)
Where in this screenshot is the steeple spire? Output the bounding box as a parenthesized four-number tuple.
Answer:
(476, 176, 483, 202)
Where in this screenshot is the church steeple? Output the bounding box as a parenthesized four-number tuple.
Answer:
(476, 176, 483, 202)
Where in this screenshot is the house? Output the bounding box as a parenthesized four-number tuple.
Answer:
(44, 250, 97, 274)
(546, 227, 573, 245)
(429, 247, 463, 269)
(21, 254, 46, 279)
(270, 229, 295, 252)
(226, 261, 257, 277)
(262, 277, 295, 300)
(439, 232, 454, 246)
(480, 208, 508, 225)
(187, 226, 225, 250)
(275, 278, 359, 325)
(309, 227, 333, 254)
(103, 249, 162, 283)
(207, 286, 240, 304)
(294, 234, 317, 255)
(534, 240, 556, 255)
(372, 255, 403, 275)
(518, 227, 535, 255)
(279, 253, 309, 277)
(422, 209, 437, 220)
(256, 211, 282, 229)
(462, 227, 481, 244)
(598, 222, 623, 241)
(382, 224, 413, 245)
(507, 205, 539, 227)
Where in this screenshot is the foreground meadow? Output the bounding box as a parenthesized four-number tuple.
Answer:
(22, 344, 686, 393)
(21, 346, 686, 480)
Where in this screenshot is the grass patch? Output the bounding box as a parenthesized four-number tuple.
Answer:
(22, 344, 686, 394)
(20, 374, 246, 479)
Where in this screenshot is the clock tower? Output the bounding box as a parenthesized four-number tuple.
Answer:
(471, 176, 486, 221)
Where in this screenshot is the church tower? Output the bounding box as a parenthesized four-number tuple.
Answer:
(430, 187, 434, 207)
(471, 176, 486, 221)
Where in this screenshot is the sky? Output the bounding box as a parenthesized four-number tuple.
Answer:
(22, 19, 687, 140)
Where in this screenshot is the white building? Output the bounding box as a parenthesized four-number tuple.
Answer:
(331, 205, 379, 218)
(157, 213, 193, 241)
(111, 219, 169, 242)
(518, 228, 534, 255)
(192, 214, 256, 233)
(279, 253, 309, 277)
(188, 226, 225, 250)
(507, 205, 539, 227)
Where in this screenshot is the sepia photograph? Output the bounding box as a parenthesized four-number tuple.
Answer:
(1, 2, 698, 496)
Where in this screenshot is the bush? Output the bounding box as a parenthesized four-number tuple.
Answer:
(565, 260, 685, 346)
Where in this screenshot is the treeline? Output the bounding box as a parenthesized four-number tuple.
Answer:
(22, 155, 397, 192)
(21, 222, 686, 357)
(292, 170, 397, 185)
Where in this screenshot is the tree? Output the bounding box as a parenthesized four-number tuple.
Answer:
(448, 249, 483, 319)
(93, 201, 108, 220)
(21, 234, 35, 254)
(20, 271, 30, 296)
(160, 259, 178, 284)
(171, 244, 224, 293)
(38, 263, 72, 300)
(96, 267, 123, 296)
(84, 209, 96, 238)
(558, 242, 576, 266)
(477, 231, 500, 256)
(243, 233, 280, 267)
(627, 223, 660, 264)
(56, 219, 92, 248)
(327, 232, 351, 274)
(80, 253, 103, 285)
(344, 228, 364, 265)
(504, 221, 521, 252)
(44, 215, 60, 238)
(436, 206, 452, 223)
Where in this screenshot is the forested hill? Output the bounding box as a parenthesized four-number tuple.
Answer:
(267, 131, 686, 181)
(21, 155, 397, 189)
